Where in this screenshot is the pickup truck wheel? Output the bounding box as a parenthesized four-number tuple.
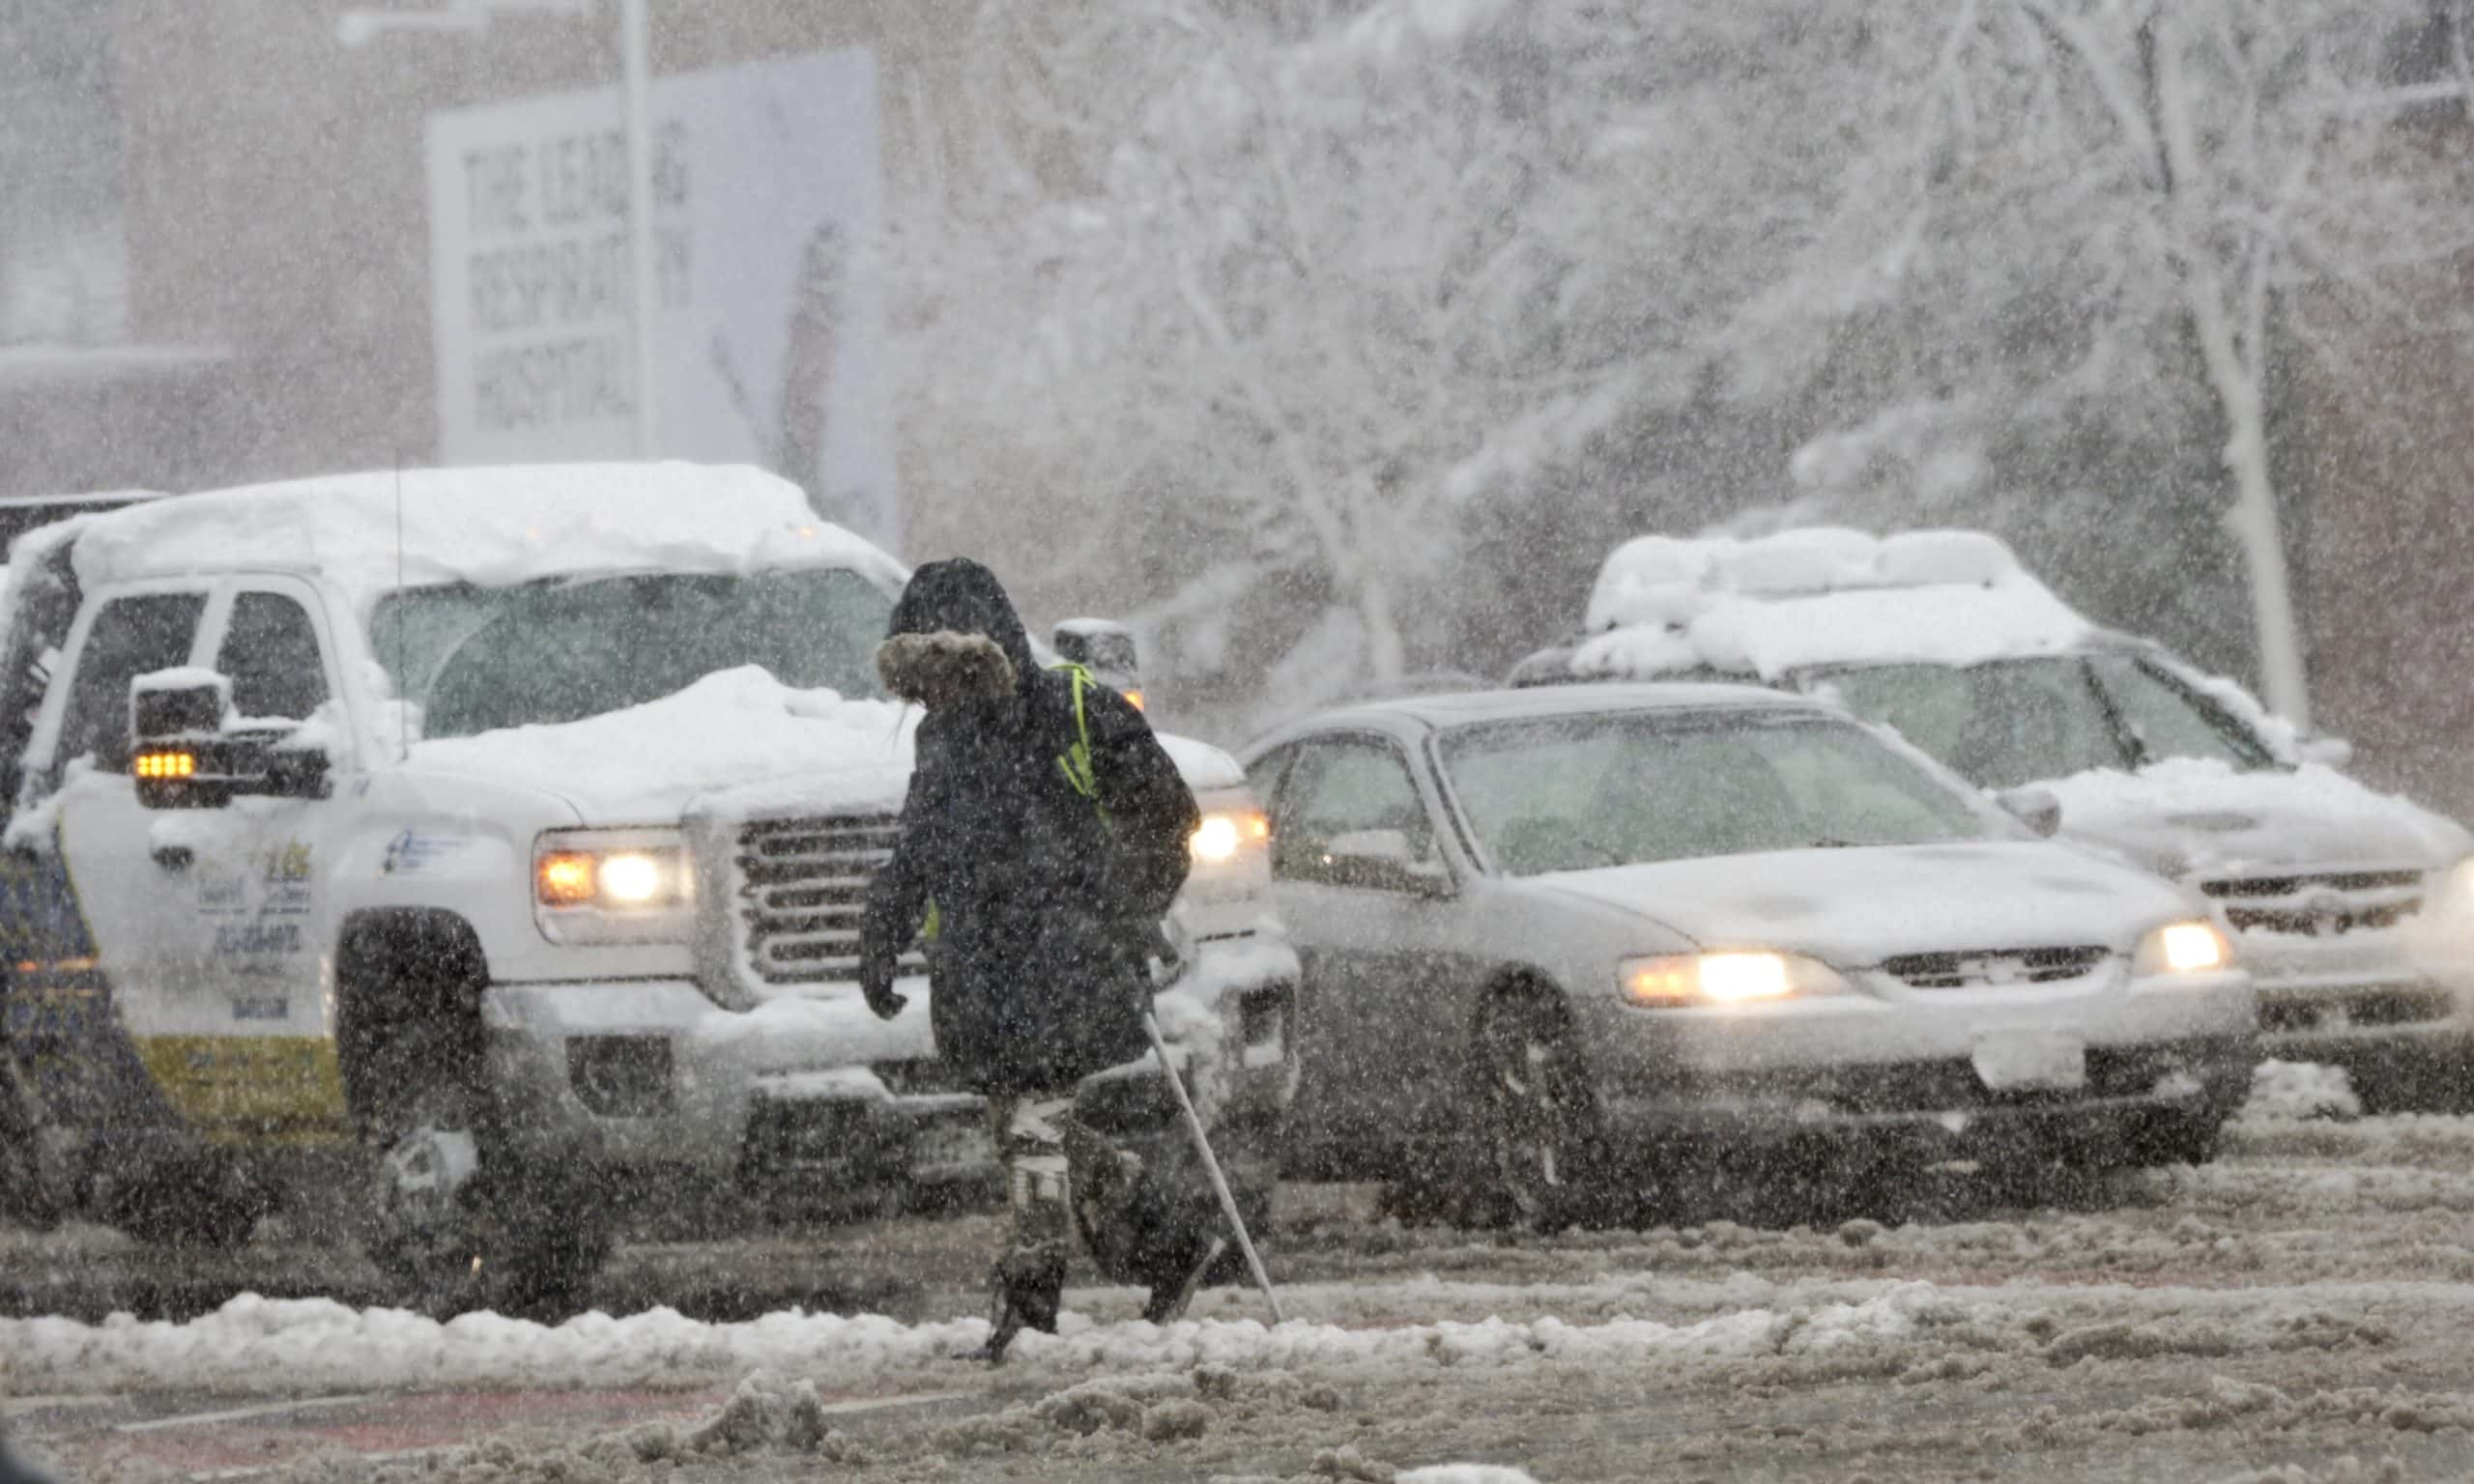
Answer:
(101, 1149, 262, 1250)
(1470, 989, 1603, 1233)
(359, 1039, 614, 1320)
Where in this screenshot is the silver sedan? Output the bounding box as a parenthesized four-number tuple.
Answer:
(1243, 684, 2258, 1224)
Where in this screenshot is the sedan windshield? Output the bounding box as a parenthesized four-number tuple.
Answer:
(1814, 655, 2273, 791)
(1440, 710, 1996, 875)
(374, 568, 895, 740)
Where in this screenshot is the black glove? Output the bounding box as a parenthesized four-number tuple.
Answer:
(860, 948, 907, 1022)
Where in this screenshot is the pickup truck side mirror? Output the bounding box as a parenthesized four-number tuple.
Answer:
(1996, 786, 2063, 838)
(1318, 828, 1453, 897)
(1052, 619, 1145, 710)
(129, 670, 331, 809)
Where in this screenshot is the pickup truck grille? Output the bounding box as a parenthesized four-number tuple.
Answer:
(1882, 945, 2110, 990)
(2200, 869, 2425, 937)
(734, 813, 912, 985)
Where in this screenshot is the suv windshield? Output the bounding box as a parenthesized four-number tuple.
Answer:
(1815, 655, 2274, 791)
(375, 569, 895, 740)
(1440, 710, 1995, 875)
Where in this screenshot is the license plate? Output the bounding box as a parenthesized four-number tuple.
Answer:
(1971, 1031, 2086, 1092)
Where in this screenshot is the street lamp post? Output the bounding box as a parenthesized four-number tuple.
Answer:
(618, 0, 657, 459)
(340, 0, 659, 458)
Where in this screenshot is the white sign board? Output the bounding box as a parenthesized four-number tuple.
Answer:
(425, 48, 896, 544)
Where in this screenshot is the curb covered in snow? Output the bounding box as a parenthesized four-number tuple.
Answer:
(2, 1287, 1937, 1397)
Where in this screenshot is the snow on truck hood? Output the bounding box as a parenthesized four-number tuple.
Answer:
(408, 665, 1247, 822)
(2043, 758, 2473, 881)
(1534, 840, 2198, 966)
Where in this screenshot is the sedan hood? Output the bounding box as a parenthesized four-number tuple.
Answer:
(1534, 840, 2197, 965)
(2042, 759, 2472, 881)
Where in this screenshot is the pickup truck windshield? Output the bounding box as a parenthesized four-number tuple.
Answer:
(1441, 711, 1994, 875)
(1813, 655, 2274, 791)
(378, 569, 895, 740)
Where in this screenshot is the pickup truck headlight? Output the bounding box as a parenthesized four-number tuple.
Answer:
(2133, 920, 2234, 977)
(534, 829, 695, 944)
(1619, 952, 1850, 1009)
(1191, 808, 1270, 863)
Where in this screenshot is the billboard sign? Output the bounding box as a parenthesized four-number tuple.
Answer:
(425, 47, 895, 543)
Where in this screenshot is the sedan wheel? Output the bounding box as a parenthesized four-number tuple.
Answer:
(1474, 993, 1599, 1231)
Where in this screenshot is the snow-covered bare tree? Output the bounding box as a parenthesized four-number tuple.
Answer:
(1738, 0, 2474, 727)
(905, 0, 1568, 699)
(899, 0, 1916, 713)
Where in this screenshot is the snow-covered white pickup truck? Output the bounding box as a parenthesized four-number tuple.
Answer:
(0, 464, 1299, 1313)
(1513, 528, 2474, 1109)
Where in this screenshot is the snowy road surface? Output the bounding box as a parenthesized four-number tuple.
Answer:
(11, 1101, 2474, 1480)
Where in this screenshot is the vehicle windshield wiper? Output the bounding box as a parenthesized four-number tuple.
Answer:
(1803, 837, 1860, 849)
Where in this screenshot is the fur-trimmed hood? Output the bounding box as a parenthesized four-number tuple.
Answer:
(875, 557, 1041, 709)
(877, 630, 1018, 708)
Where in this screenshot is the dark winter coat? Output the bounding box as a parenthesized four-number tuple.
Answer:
(860, 559, 1198, 1096)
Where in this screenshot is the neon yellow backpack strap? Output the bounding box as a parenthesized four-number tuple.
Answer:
(1051, 664, 1108, 825)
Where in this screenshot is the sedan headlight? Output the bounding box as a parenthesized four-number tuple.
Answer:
(534, 829, 695, 944)
(1618, 952, 1850, 1010)
(2133, 919, 2235, 977)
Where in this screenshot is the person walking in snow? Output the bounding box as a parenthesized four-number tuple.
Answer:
(857, 558, 1210, 1364)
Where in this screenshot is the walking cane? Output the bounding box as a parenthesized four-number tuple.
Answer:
(1141, 1007, 1286, 1324)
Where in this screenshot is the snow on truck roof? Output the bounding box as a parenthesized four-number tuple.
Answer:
(66, 463, 906, 614)
(1570, 527, 2096, 681)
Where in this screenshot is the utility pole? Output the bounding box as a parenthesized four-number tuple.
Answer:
(618, 0, 657, 458)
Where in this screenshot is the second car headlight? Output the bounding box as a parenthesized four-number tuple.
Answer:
(1619, 952, 1850, 1010)
(2133, 919, 2235, 977)
(534, 829, 696, 944)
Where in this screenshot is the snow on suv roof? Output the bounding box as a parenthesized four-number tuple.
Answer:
(68, 463, 905, 615)
(1569, 527, 2095, 681)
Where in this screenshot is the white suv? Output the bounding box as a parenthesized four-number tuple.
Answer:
(1514, 528, 2474, 1109)
(0, 464, 1298, 1313)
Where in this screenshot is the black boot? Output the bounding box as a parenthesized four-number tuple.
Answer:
(967, 1246, 1066, 1366)
(1141, 1233, 1228, 1325)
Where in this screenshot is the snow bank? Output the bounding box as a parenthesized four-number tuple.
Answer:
(409, 667, 914, 821)
(70, 464, 906, 618)
(0, 1286, 1944, 1397)
(1572, 528, 2089, 681)
(11, 1270, 2446, 1400)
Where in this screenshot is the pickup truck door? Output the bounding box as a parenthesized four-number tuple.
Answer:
(41, 580, 350, 1145)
